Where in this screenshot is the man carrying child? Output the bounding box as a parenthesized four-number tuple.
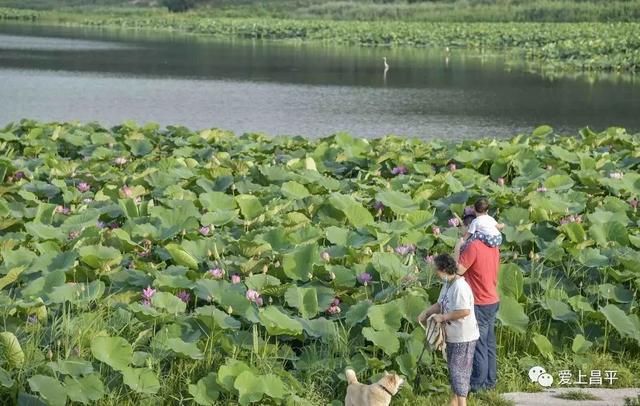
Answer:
(455, 197, 501, 393)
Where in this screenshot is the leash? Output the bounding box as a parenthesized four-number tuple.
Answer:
(413, 338, 428, 392)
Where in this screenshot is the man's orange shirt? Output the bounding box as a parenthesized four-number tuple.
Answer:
(459, 240, 500, 305)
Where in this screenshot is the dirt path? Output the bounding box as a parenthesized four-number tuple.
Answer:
(501, 388, 640, 406)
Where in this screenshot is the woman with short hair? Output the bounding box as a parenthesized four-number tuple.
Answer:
(418, 253, 479, 406)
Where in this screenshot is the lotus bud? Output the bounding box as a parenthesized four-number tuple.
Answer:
(207, 295, 213, 302)
(181, 229, 186, 236)
(497, 177, 505, 186)
(414, 266, 419, 274)
(364, 247, 373, 256)
(269, 297, 273, 304)
(432, 226, 441, 235)
(227, 305, 233, 314)
(275, 261, 280, 267)
(47, 349, 53, 360)
(529, 251, 535, 259)
(207, 250, 213, 257)
(80, 285, 86, 292)
(512, 253, 518, 260)
(321, 251, 331, 262)
(449, 163, 457, 171)
(231, 184, 236, 191)
(57, 340, 61, 347)
(262, 265, 268, 274)
(308, 272, 313, 279)
(329, 271, 336, 280)
(630, 197, 639, 209)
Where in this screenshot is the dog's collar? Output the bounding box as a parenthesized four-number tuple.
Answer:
(378, 383, 394, 396)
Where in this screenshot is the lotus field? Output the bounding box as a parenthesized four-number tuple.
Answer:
(0, 120, 639, 405)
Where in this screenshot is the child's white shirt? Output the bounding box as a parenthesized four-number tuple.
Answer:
(468, 214, 500, 236)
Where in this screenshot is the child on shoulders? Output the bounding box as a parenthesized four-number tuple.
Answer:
(463, 197, 504, 249)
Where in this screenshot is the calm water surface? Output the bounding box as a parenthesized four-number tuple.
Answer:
(1, 22, 639, 139)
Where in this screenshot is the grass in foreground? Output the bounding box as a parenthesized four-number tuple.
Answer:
(555, 390, 602, 401)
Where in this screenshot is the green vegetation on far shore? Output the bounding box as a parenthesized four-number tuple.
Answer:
(2, 0, 640, 23)
(2, 7, 640, 74)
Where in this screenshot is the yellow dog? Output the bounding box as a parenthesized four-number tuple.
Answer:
(344, 369, 404, 406)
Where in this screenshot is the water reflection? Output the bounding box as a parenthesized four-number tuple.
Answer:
(0, 22, 638, 139)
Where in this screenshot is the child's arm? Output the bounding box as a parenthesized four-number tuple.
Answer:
(496, 223, 505, 230)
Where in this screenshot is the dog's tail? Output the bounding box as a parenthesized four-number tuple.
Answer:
(345, 368, 358, 385)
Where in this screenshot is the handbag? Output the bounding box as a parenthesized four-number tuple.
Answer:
(421, 314, 447, 361)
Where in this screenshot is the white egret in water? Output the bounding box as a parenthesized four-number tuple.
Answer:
(382, 57, 389, 83)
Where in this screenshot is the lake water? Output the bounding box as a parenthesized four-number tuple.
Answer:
(1, 22, 639, 139)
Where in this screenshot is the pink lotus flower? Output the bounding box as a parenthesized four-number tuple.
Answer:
(331, 298, 340, 306)
(609, 171, 623, 179)
(321, 251, 331, 262)
(200, 226, 210, 236)
(560, 214, 582, 225)
(121, 186, 133, 198)
(231, 274, 241, 284)
(374, 201, 385, 211)
(96, 221, 106, 229)
(55, 205, 70, 215)
(424, 255, 435, 265)
(326, 304, 341, 315)
(463, 206, 475, 216)
(630, 197, 638, 209)
(432, 226, 441, 235)
(27, 315, 38, 324)
(391, 166, 408, 175)
(115, 157, 127, 165)
(77, 182, 90, 192)
(246, 289, 262, 305)
(357, 272, 372, 285)
(108, 222, 120, 229)
(497, 177, 505, 186)
(537, 186, 547, 193)
(394, 244, 416, 256)
(142, 286, 156, 301)
(448, 163, 457, 171)
(68, 230, 80, 240)
(209, 268, 225, 279)
(14, 171, 25, 180)
(141, 299, 151, 306)
(448, 217, 460, 227)
(176, 291, 191, 303)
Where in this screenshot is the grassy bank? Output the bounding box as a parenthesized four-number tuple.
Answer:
(0, 119, 639, 405)
(2, 0, 640, 23)
(1, 7, 640, 74)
